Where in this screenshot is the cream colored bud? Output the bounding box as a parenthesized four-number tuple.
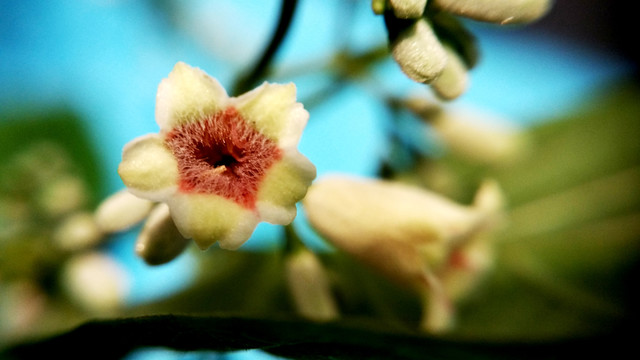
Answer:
(430, 106, 530, 165)
(390, 0, 428, 18)
(37, 174, 88, 217)
(285, 249, 339, 322)
(371, 0, 387, 14)
(432, 0, 552, 24)
(62, 252, 129, 313)
(391, 18, 448, 84)
(431, 44, 469, 100)
(54, 212, 104, 251)
(135, 203, 189, 265)
(303, 175, 484, 291)
(0, 281, 47, 339)
(95, 189, 154, 233)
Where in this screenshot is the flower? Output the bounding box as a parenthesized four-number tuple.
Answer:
(118, 62, 316, 250)
(302, 175, 503, 332)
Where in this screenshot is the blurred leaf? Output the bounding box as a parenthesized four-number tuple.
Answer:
(446, 81, 640, 339)
(0, 107, 105, 204)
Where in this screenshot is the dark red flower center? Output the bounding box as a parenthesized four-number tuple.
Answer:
(165, 107, 282, 208)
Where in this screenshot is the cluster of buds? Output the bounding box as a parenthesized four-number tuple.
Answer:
(373, 0, 552, 99)
(0, 142, 130, 340)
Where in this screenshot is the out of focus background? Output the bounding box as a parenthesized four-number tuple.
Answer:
(1, 1, 638, 359)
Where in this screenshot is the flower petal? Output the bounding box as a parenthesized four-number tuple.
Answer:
(432, 0, 552, 24)
(155, 62, 229, 130)
(118, 134, 178, 201)
(256, 151, 316, 225)
(233, 82, 309, 149)
(168, 193, 259, 250)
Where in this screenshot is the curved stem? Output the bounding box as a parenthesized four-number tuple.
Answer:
(232, 0, 298, 95)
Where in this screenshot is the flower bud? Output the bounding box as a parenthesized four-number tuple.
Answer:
(135, 203, 190, 265)
(285, 249, 339, 322)
(432, 0, 553, 24)
(53, 212, 104, 251)
(431, 44, 469, 100)
(0, 281, 46, 340)
(389, 0, 427, 19)
(391, 18, 448, 84)
(94, 189, 154, 233)
(37, 174, 88, 217)
(429, 106, 530, 165)
(371, 0, 387, 15)
(62, 252, 129, 313)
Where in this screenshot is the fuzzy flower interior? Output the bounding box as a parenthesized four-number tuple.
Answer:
(165, 107, 283, 208)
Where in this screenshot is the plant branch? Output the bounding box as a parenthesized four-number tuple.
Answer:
(232, 0, 298, 95)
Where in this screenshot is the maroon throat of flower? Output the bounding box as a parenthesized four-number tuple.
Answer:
(165, 107, 282, 208)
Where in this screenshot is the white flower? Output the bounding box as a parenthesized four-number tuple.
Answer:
(118, 62, 316, 250)
(61, 252, 129, 313)
(303, 175, 503, 332)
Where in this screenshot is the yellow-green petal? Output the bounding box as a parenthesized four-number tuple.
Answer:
(233, 82, 309, 148)
(118, 134, 178, 201)
(168, 193, 259, 250)
(256, 151, 316, 224)
(155, 62, 229, 130)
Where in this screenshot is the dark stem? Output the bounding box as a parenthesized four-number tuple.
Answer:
(232, 0, 298, 95)
(283, 223, 306, 254)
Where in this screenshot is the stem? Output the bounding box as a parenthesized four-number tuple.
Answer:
(283, 223, 306, 254)
(232, 0, 298, 95)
